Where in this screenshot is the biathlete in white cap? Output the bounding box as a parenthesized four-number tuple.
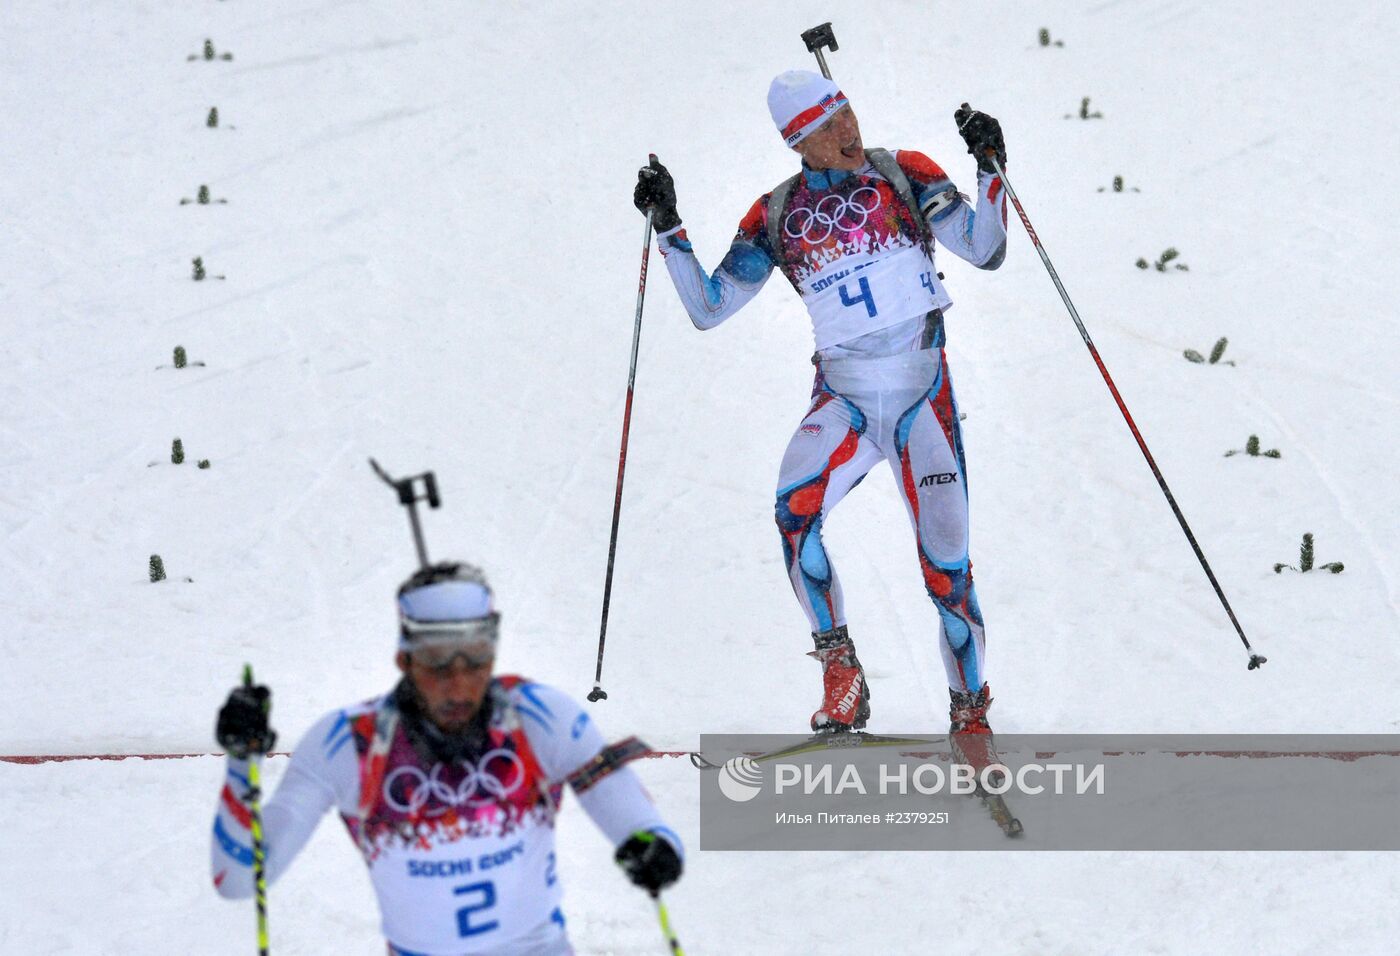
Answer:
(634, 70, 1010, 750)
(211, 562, 683, 955)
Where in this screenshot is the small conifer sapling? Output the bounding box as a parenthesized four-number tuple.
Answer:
(1274, 532, 1345, 574)
(1226, 433, 1281, 458)
(1067, 97, 1103, 119)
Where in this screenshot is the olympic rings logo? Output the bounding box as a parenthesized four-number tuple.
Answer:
(784, 186, 882, 244)
(382, 749, 527, 815)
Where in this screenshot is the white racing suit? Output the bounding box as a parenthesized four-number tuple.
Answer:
(657, 149, 1007, 691)
(211, 677, 680, 955)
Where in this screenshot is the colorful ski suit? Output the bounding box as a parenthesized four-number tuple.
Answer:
(212, 677, 679, 955)
(656, 150, 1008, 692)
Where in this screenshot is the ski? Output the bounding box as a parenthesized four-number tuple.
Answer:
(688, 732, 938, 770)
(973, 784, 1024, 838)
(950, 734, 1025, 838)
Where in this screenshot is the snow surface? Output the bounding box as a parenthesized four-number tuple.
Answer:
(2, 0, 1398, 952)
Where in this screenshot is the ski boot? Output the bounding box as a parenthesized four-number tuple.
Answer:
(948, 684, 999, 778)
(808, 625, 871, 733)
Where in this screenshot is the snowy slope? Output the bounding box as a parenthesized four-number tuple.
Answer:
(2, 0, 1399, 953)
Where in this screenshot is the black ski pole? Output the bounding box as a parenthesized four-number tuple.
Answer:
(589, 201, 656, 702)
(985, 152, 1265, 670)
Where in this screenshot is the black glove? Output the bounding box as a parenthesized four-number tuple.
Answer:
(614, 831, 683, 893)
(216, 680, 277, 760)
(954, 103, 1006, 174)
(633, 154, 682, 232)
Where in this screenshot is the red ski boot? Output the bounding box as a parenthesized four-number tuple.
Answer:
(808, 626, 871, 733)
(948, 684, 999, 778)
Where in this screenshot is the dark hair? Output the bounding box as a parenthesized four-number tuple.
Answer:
(397, 561, 490, 598)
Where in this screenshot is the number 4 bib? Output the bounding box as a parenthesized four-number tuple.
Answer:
(802, 244, 950, 350)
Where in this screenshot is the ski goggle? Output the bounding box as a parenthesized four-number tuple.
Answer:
(400, 613, 500, 669)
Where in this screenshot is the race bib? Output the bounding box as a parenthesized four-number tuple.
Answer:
(801, 244, 950, 350)
(369, 809, 563, 952)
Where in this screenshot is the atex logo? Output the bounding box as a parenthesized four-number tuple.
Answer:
(718, 756, 764, 802)
(919, 472, 958, 487)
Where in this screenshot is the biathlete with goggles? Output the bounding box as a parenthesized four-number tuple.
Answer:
(211, 562, 682, 955)
(635, 70, 1010, 754)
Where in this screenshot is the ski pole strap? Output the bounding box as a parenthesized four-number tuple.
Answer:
(566, 736, 651, 794)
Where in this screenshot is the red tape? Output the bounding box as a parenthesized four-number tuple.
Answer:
(0, 750, 693, 765)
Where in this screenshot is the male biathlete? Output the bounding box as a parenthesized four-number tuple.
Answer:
(634, 70, 1009, 754)
(211, 561, 683, 955)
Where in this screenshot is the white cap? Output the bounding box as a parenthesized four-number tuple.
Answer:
(767, 70, 849, 147)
